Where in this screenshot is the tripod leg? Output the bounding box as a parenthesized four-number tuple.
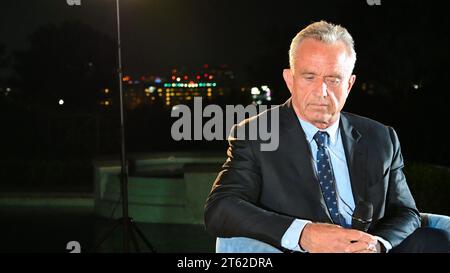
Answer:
(128, 223, 141, 253)
(130, 219, 156, 253)
(93, 218, 122, 252)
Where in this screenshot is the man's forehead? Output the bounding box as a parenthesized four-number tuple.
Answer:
(297, 38, 349, 54)
(294, 41, 353, 74)
(296, 59, 350, 75)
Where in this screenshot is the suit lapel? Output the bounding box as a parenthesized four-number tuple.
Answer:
(339, 113, 367, 204)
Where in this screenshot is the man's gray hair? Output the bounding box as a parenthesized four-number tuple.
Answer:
(289, 21, 356, 72)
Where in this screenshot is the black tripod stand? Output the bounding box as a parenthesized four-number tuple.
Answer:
(93, 0, 156, 253)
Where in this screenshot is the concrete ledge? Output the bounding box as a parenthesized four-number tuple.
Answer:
(94, 153, 224, 224)
(0, 194, 93, 208)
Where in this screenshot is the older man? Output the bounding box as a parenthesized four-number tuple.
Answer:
(204, 21, 450, 253)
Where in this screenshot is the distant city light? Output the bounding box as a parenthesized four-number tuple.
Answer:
(155, 77, 162, 83)
(104, 101, 110, 106)
(163, 82, 216, 88)
(104, 88, 110, 94)
(6, 87, 11, 92)
(251, 87, 260, 95)
(413, 84, 419, 90)
(122, 76, 130, 82)
(176, 77, 181, 82)
(59, 99, 64, 105)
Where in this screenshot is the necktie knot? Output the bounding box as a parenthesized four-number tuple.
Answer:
(313, 131, 329, 148)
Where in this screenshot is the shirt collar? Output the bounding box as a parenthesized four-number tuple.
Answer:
(298, 116, 340, 145)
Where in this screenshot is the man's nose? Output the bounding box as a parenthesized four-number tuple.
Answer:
(312, 80, 328, 97)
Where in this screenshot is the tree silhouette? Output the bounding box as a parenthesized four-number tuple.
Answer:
(13, 22, 116, 113)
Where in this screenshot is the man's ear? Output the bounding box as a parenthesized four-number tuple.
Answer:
(346, 74, 356, 95)
(283, 69, 294, 94)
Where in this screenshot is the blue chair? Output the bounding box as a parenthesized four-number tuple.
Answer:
(216, 237, 283, 253)
(420, 213, 450, 231)
(216, 213, 450, 253)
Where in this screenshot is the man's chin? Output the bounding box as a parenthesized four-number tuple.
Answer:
(307, 115, 334, 129)
(314, 122, 330, 129)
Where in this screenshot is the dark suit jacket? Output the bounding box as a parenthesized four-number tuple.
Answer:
(204, 98, 420, 250)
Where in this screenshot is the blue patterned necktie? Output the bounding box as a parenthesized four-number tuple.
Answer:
(313, 131, 342, 225)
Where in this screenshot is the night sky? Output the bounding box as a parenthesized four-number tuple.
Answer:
(2, 0, 445, 76)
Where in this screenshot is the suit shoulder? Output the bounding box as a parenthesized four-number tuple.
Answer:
(234, 104, 281, 128)
(342, 112, 394, 132)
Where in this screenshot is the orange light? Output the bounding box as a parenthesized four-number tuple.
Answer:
(208, 75, 214, 80)
(122, 76, 130, 82)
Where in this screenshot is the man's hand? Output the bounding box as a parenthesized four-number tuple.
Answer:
(299, 223, 379, 253)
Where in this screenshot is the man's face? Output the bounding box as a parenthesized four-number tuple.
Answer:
(283, 38, 356, 129)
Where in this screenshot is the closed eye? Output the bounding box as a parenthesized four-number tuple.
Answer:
(302, 75, 316, 81)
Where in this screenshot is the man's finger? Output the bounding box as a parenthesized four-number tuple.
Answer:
(353, 249, 377, 253)
(344, 230, 377, 245)
(344, 241, 377, 253)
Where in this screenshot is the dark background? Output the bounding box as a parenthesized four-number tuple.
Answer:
(1, 0, 449, 163)
(0, 0, 449, 252)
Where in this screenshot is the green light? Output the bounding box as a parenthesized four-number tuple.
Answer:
(212, 83, 216, 87)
